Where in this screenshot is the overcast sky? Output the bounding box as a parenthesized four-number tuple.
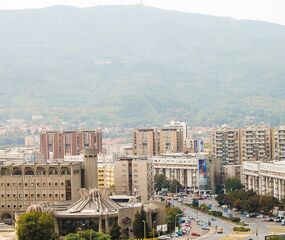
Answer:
(0, 0, 284, 25)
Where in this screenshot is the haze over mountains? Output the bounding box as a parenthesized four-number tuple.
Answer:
(1, 5, 285, 126)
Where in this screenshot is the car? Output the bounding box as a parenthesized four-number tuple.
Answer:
(232, 208, 238, 212)
(157, 235, 171, 240)
(191, 232, 201, 237)
(176, 230, 184, 236)
(217, 227, 224, 234)
(171, 232, 178, 237)
(202, 225, 210, 230)
(0, 223, 5, 226)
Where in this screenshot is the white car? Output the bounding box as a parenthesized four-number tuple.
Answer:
(0, 223, 5, 226)
(158, 235, 171, 239)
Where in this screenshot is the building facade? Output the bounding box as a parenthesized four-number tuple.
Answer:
(133, 127, 183, 156)
(40, 130, 102, 161)
(243, 161, 285, 200)
(151, 154, 200, 190)
(211, 125, 241, 165)
(0, 149, 98, 220)
(272, 126, 285, 161)
(114, 157, 153, 203)
(241, 124, 272, 162)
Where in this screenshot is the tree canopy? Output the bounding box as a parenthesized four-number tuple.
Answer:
(17, 212, 55, 240)
(133, 207, 148, 238)
(154, 174, 183, 193)
(225, 177, 244, 192)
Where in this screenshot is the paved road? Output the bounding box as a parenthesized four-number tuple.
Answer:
(174, 201, 238, 240)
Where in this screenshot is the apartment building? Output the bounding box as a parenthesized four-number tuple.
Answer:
(114, 157, 153, 203)
(0, 149, 98, 220)
(243, 161, 285, 200)
(133, 126, 183, 156)
(97, 154, 114, 190)
(40, 130, 102, 160)
(240, 124, 272, 162)
(272, 126, 285, 161)
(133, 128, 157, 156)
(211, 125, 241, 165)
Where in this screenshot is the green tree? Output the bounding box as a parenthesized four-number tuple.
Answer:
(109, 222, 121, 240)
(165, 207, 182, 233)
(64, 230, 111, 240)
(64, 233, 79, 240)
(17, 212, 55, 240)
(133, 207, 148, 238)
(225, 178, 244, 192)
(259, 195, 279, 215)
(169, 179, 183, 193)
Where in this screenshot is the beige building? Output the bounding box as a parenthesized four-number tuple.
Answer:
(133, 128, 158, 156)
(241, 124, 272, 162)
(243, 161, 285, 200)
(151, 153, 201, 190)
(211, 125, 241, 165)
(272, 126, 285, 161)
(0, 149, 98, 220)
(133, 126, 183, 156)
(222, 164, 242, 180)
(114, 157, 153, 203)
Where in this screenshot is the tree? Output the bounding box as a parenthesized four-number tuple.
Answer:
(259, 195, 279, 215)
(169, 179, 183, 193)
(165, 207, 182, 233)
(64, 234, 79, 240)
(109, 222, 121, 240)
(225, 178, 244, 192)
(64, 230, 111, 240)
(17, 212, 55, 240)
(133, 207, 148, 238)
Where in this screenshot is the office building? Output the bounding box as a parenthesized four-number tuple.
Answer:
(114, 157, 153, 203)
(0, 149, 98, 220)
(151, 153, 201, 190)
(243, 161, 285, 200)
(40, 130, 102, 161)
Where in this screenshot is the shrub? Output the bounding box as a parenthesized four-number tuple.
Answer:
(230, 217, 241, 223)
(233, 226, 250, 232)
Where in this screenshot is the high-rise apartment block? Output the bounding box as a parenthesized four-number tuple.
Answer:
(211, 125, 241, 165)
(40, 130, 102, 161)
(240, 124, 272, 162)
(114, 157, 153, 203)
(133, 127, 183, 156)
(272, 126, 285, 161)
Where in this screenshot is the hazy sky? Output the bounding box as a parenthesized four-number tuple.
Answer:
(0, 0, 284, 25)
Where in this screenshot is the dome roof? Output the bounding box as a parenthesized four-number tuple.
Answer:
(26, 204, 44, 213)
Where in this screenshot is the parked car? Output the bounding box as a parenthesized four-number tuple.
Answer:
(158, 235, 171, 239)
(191, 232, 201, 237)
(217, 227, 224, 234)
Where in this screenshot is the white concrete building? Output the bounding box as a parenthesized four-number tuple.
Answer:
(151, 153, 208, 190)
(243, 161, 285, 200)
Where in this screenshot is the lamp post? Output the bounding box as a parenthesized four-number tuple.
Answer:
(152, 221, 156, 239)
(143, 220, 146, 239)
(174, 214, 183, 233)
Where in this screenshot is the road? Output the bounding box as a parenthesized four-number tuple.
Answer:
(173, 197, 285, 240)
(174, 201, 238, 240)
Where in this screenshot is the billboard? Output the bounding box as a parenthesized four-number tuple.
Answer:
(194, 140, 204, 153)
(199, 159, 207, 186)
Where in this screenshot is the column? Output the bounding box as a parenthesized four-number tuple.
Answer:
(279, 179, 282, 200)
(187, 170, 192, 188)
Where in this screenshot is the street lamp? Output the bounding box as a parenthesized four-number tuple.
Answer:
(152, 221, 156, 239)
(174, 214, 183, 233)
(143, 220, 146, 239)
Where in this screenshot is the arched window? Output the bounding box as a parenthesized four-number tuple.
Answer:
(0, 168, 10, 176)
(60, 167, 71, 175)
(24, 168, 35, 176)
(12, 168, 22, 176)
(48, 168, 58, 176)
(36, 167, 46, 176)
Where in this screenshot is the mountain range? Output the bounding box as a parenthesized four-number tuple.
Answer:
(1, 5, 285, 127)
